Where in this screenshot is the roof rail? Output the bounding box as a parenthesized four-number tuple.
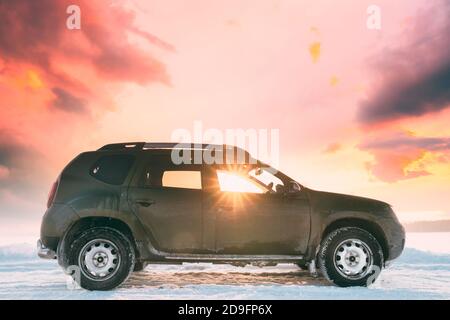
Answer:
(142, 142, 242, 150)
(98, 142, 249, 153)
(98, 142, 146, 151)
(143, 143, 255, 164)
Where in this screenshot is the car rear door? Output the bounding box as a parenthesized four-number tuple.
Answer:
(127, 153, 204, 253)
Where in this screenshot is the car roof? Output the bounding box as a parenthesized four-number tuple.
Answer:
(96, 142, 262, 165)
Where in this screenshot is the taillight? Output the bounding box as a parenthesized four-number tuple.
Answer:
(47, 179, 59, 208)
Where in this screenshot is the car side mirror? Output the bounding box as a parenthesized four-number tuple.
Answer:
(288, 181, 301, 193)
(254, 167, 263, 176)
(275, 184, 284, 194)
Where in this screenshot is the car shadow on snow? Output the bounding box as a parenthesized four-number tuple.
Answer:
(124, 267, 331, 288)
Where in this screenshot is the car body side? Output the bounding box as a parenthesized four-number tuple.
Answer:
(40, 149, 405, 268)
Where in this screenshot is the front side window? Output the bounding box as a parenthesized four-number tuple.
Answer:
(90, 154, 135, 185)
(216, 170, 266, 193)
(249, 168, 284, 193)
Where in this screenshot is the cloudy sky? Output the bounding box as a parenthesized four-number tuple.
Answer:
(0, 0, 449, 243)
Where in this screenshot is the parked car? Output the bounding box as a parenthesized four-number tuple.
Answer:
(38, 142, 405, 290)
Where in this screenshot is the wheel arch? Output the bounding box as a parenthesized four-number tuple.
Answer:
(321, 218, 389, 261)
(57, 216, 140, 268)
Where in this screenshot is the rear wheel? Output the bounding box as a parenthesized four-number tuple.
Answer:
(318, 227, 383, 287)
(67, 227, 135, 290)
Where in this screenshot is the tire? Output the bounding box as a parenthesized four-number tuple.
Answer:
(66, 227, 135, 290)
(318, 227, 383, 287)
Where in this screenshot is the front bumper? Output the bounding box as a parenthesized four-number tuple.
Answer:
(37, 239, 57, 260)
(384, 221, 405, 261)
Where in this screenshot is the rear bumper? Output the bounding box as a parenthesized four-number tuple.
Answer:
(40, 203, 79, 248)
(37, 239, 57, 260)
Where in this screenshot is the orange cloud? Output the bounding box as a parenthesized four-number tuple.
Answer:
(0, 0, 172, 128)
(360, 132, 450, 182)
(364, 149, 430, 182)
(0, 0, 173, 209)
(0, 0, 172, 121)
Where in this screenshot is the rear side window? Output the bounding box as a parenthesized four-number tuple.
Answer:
(162, 170, 202, 189)
(90, 154, 135, 185)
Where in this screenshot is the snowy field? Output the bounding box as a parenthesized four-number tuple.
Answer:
(0, 233, 449, 300)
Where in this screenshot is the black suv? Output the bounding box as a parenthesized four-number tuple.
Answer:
(38, 142, 405, 290)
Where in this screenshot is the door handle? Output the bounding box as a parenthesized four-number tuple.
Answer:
(135, 200, 155, 207)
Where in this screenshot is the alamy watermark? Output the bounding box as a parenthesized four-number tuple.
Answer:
(65, 265, 81, 290)
(367, 5, 381, 30)
(169, 121, 280, 170)
(66, 5, 81, 30)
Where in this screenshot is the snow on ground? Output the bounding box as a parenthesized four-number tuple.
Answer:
(0, 233, 449, 300)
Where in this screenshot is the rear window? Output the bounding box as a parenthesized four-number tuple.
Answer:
(90, 154, 135, 185)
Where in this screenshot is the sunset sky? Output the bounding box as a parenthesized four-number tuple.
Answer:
(1, 0, 449, 243)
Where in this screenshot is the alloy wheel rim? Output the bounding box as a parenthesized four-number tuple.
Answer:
(333, 238, 373, 280)
(78, 239, 121, 281)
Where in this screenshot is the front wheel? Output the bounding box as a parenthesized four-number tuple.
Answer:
(318, 227, 383, 287)
(67, 227, 135, 290)
(133, 261, 147, 272)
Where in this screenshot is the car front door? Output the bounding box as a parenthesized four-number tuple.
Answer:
(203, 166, 311, 255)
